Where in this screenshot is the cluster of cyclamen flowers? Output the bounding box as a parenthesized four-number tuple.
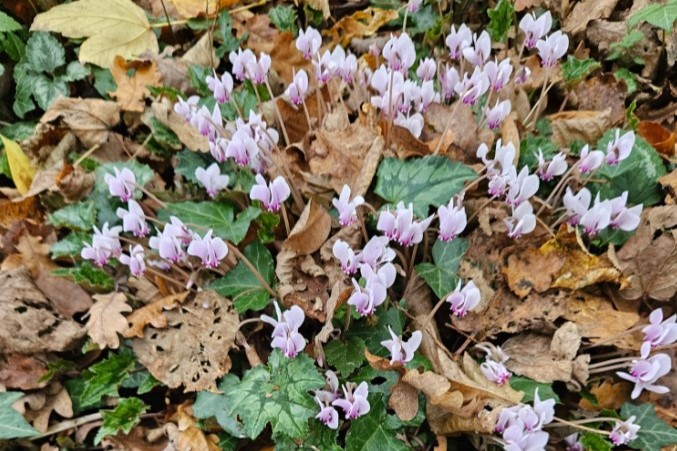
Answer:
(477, 343, 512, 386)
(314, 371, 370, 429)
(495, 389, 555, 451)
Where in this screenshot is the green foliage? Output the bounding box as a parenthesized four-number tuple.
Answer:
(345, 395, 408, 451)
(147, 117, 181, 153)
(346, 304, 406, 355)
(590, 130, 666, 206)
(0, 11, 22, 33)
(209, 241, 275, 312)
(628, 0, 677, 31)
(51, 231, 89, 258)
(208, 350, 325, 439)
(621, 403, 677, 451)
(562, 56, 601, 85)
(324, 336, 367, 377)
(175, 149, 210, 184)
(607, 30, 644, 64)
(614, 68, 638, 95)
(94, 398, 148, 444)
(268, 5, 298, 35)
(158, 202, 261, 245)
(0, 392, 38, 439)
(580, 432, 613, 451)
(509, 377, 560, 404)
(415, 238, 468, 298)
(193, 375, 246, 438)
(256, 210, 280, 243)
(487, 0, 514, 42)
(48, 200, 97, 231)
(53, 261, 115, 291)
(374, 156, 476, 217)
(408, 6, 439, 37)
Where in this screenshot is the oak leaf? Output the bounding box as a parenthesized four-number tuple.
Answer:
(85, 292, 132, 350)
(22, 384, 73, 433)
(165, 404, 220, 450)
(110, 56, 162, 113)
(123, 292, 189, 338)
(562, 0, 619, 35)
(39, 98, 120, 147)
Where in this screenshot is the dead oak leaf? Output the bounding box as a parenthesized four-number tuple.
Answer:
(549, 110, 613, 147)
(323, 7, 399, 47)
(0, 354, 48, 390)
(165, 404, 220, 451)
(39, 98, 121, 147)
(562, 0, 619, 35)
(123, 292, 189, 338)
(85, 292, 132, 350)
(637, 121, 676, 156)
(570, 74, 627, 125)
(111, 56, 162, 112)
(23, 384, 73, 433)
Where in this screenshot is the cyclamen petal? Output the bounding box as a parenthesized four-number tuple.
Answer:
(119, 244, 146, 277)
(296, 27, 322, 60)
(116, 199, 149, 237)
(380, 326, 422, 365)
(250, 174, 291, 212)
(641, 309, 677, 358)
(332, 185, 364, 227)
(187, 230, 228, 268)
(437, 197, 467, 242)
(195, 163, 230, 198)
(333, 239, 358, 275)
(609, 416, 640, 446)
(104, 167, 136, 201)
(519, 11, 552, 49)
(616, 353, 671, 399)
(446, 280, 481, 317)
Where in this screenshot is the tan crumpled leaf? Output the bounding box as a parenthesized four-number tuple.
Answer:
(102, 426, 169, 451)
(132, 291, 238, 392)
(168, 0, 238, 19)
(425, 102, 493, 163)
(562, 0, 619, 35)
(22, 384, 73, 433)
(0, 354, 48, 390)
(637, 121, 676, 156)
(570, 74, 628, 126)
(0, 197, 38, 228)
(165, 404, 220, 451)
(40, 98, 121, 147)
(55, 163, 96, 202)
(110, 56, 162, 112)
(0, 268, 85, 354)
(149, 101, 208, 152)
(659, 170, 677, 201)
(1, 134, 36, 195)
(549, 109, 612, 147)
(283, 199, 331, 256)
(502, 246, 566, 298)
(324, 7, 400, 47)
(389, 379, 419, 421)
(123, 292, 189, 338)
(276, 250, 331, 322)
(30, 0, 159, 69)
(86, 292, 132, 350)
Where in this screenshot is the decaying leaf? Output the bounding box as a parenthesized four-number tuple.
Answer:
(168, 0, 238, 19)
(0, 197, 39, 228)
(389, 379, 420, 422)
(579, 379, 632, 411)
(659, 170, 677, 201)
(637, 121, 676, 156)
(424, 102, 493, 163)
(549, 110, 613, 147)
(562, 0, 619, 35)
(570, 74, 628, 125)
(165, 403, 220, 451)
(149, 101, 208, 152)
(283, 199, 331, 256)
(30, 0, 159, 68)
(0, 268, 85, 354)
(132, 291, 238, 392)
(123, 292, 189, 338)
(1, 134, 36, 195)
(502, 246, 566, 298)
(102, 426, 169, 451)
(22, 384, 73, 433)
(0, 354, 48, 390)
(85, 292, 132, 350)
(324, 8, 399, 46)
(303, 0, 330, 19)
(110, 56, 162, 112)
(276, 250, 331, 321)
(39, 98, 121, 147)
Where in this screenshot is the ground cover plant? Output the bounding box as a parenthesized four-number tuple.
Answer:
(0, 0, 676, 449)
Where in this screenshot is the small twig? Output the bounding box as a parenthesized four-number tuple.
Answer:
(29, 413, 102, 440)
(265, 78, 291, 146)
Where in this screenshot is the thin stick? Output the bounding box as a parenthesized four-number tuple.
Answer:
(227, 242, 279, 299)
(265, 79, 291, 146)
(159, 0, 177, 41)
(302, 98, 314, 132)
(29, 413, 103, 440)
(281, 203, 291, 236)
(73, 144, 100, 167)
(535, 216, 557, 239)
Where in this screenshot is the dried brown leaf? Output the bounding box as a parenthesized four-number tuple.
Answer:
(502, 246, 566, 298)
(167, 0, 239, 18)
(571, 74, 627, 125)
(123, 292, 189, 338)
(549, 110, 612, 147)
(165, 404, 220, 451)
(110, 56, 162, 112)
(579, 379, 632, 411)
(39, 98, 120, 148)
(86, 292, 132, 350)
(150, 100, 208, 152)
(283, 199, 331, 256)
(389, 379, 419, 421)
(323, 8, 399, 47)
(637, 121, 676, 156)
(23, 383, 73, 433)
(0, 197, 38, 228)
(0, 354, 48, 390)
(563, 0, 619, 35)
(55, 163, 96, 202)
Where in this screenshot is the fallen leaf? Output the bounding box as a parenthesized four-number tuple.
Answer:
(123, 292, 189, 338)
(149, 101, 208, 151)
(276, 250, 331, 322)
(562, 0, 619, 35)
(1, 134, 35, 195)
(389, 379, 419, 421)
(659, 170, 677, 201)
(132, 290, 238, 392)
(324, 7, 400, 47)
(424, 102, 492, 163)
(23, 384, 73, 433)
(168, 0, 238, 19)
(502, 246, 566, 298)
(637, 121, 676, 156)
(0, 197, 38, 228)
(165, 403, 220, 451)
(549, 110, 613, 147)
(501, 115, 520, 157)
(55, 163, 96, 202)
(110, 56, 162, 112)
(0, 268, 85, 354)
(35, 271, 93, 319)
(571, 73, 628, 125)
(39, 98, 121, 147)
(304, 0, 330, 19)
(270, 32, 313, 85)
(579, 379, 632, 411)
(283, 199, 331, 256)
(85, 292, 132, 350)
(102, 426, 169, 451)
(0, 354, 48, 390)
(31, 0, 159, 69)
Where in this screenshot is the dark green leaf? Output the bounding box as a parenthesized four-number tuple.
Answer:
(209, 241, 274, 312)
(614, 68, 638, 95)
(268, 6, 298, 35)
(408, 6, 439, 37)
(0, 151, 10, 178)
(628, 0, 677, 31)
(325, 336, 366, 376)
(25, 32, 64, 73)
(345, 395, 408, 451)
(561, 56, 601, 85)
(0, 392, 38, 439)
(193, 375, 245, 438)
(1, 121, 36, 141)
(415, 238, 468, 298)
(93, 67, 117, 97)
(70, 349, 135, 411)
(346, 305, 405, 354)
(621, 402, 677, 451)
(580, 432, 613, 451)
(607, 31, 644, 61)
(0, 11, 22, 33)
(48, 201, 97, 231)
(3, 31, 25, 62)
(33, 74, 69, 110)
(53, 262, 115, 292)
(487, 0, 514, 42)
(509, 376, 561, 404)
(51, 231, 89, 258)
(94, 398, 148, 445)
(175, 150, 211, 184)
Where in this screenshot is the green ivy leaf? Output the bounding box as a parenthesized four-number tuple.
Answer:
(51, 231, 89, 258)
(158, 202, 260, 245)
(580, 432, 613, 451)
(508, 376, 560, 404)
(175, 150, 211, 184)
(94, 397, 148, 445)
(345, 395, 408, 451)
(48, 200, 97, 231)
(374, 156, 476, 218)
(324, 336, 366, 377)
(346, 305, 406, 355)
(561, 56, 601, 85)
(621, 402, 677, 451)
(221, 350, 325, 439)
(209, 241, 274, 312)
(487, 0, 514, 42)
(0, 11, 22, 33)
(628, 0, 677, 31)
(25, 32, 65, 73)
(590, 130, 666, 206)
(415, 238, 468, 298)
(0, 392, 38, 439)
(193, 375, 246, 438)
(53, 261, 115, 292)
(12, 63, 36, 117)
(268, 5, 298, 35)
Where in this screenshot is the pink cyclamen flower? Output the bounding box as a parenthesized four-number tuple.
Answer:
(119, 244, 146, 277)
(116, 199, 149, 237)
(484, 99, 511, 130)
(503, 427, 550, 451)
(505, 201, 536, 239)
(605, 129, 635, 165)
(563, 187, 592, 226)
(477, 344, 511, 386)
(195, 163, 230, 198)
(226, 132, 259, 167)
(617, 353, 672, 399)
(580, 195, 611, 236)
(81, 223, 123, 267)
(104, 167, 136, 202)
(564, 433, 584, 451)
(229, 48, 256, 81)
(333, 239, 359, 275)
(245, 52, 271, 84)
(446, 280, 481, 317)
(315, 396, 339, 429)
(209, 138, 228, 163)
(332, 382, 370, 420)
(439, 65, 460, 100)
(407, 0, 422, 12)
(250, 174, 291, 212)
(285, 69, 309, 107)
(485, 58, 513, 92)
(381, 326, 422, 365)
(394, 112, 424, 138)
(578, 144, 605, 174)
(519, 11, 552, 49)
(446, 24, 473, 60)
(332, 185, 365, 226)
(457, 67, 490, 105)
(506, 166, 540, 207)
(462, 31, 492, 68)
(609, 191, 642, 231)
(261, 302, 307, 358)
(536, 30, 569, 68)
(437, 197, 467, 242)
(382, 33, 416, 73)
(315, 370, 340, 403)
(357, 236, 395, 271)
(193, 104, 223, 141)
(609, 416, 640, 446)
(514, 66, 531, 85)
(296, 27, 322, 60)
(149, 218, 190, 263)
(187, 229, 228, 268)
(348, 278, 386, 316)
(536, 150, 568, 181)
(174, 95, 199, 121)
(377, 202, 434, 247)
(206, 71, 233, 104)
(641, 308, 677, 358)
(416, 57, 437, 82)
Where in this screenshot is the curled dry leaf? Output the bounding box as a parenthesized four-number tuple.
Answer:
(164, 403, 220, 451)
(323, 7, 400, 47)
(0, 197, 38, 228)
(502, 246, 566, 298)
(571, 74, 628, 125)
(22, 384, 73, 433)
(562, 0, 620, 35)
(85, 292, 132, 350)
(132, 290, 238, 392)
(549, 109, 613, 147)
(150, 101, 208, 152)
(0, 268, 85, 354)
(389, 379, 419, 421)
(39, 98, 121, 148)
(167, 0, 238, 18)
(0, 354, 48, 390)
(123, 292, 190, 338)
(659, 170, 677, 201)
(55, 163, 96, 202)
(579, 379, 632, 411)
(283, 199, 331, 256)
(276, 250, 330, 322)
(424, 102, 493, 163)
(637, 121, 676, 156)
(110, 56, 162, 113)
(102, 426, 169, 451)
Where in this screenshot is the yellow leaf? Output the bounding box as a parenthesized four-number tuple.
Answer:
(0, 134, 35, 195)
(168, 0, 240, 19)
(30, 0, 159, 69)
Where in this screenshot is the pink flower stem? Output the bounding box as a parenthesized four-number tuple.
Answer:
(280, 202, 291, 236)
(589, 356, 639, 369)
(301, 98, 314, 132)
(265, 78, 291, 146)
(547, 417, 612, 435)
